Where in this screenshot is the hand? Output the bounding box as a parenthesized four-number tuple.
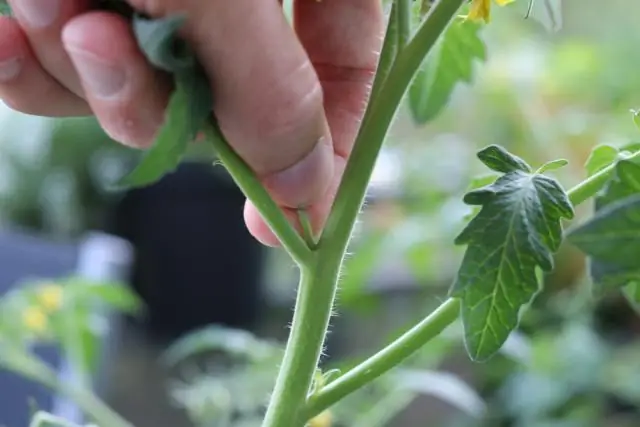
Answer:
(0, 0, 384, 246)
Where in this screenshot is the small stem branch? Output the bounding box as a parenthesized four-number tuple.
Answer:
(204, 120, 312, 266)
(297, 209, 317, 249)
(567, 149, 640, 206)
(304, 298, 460, 419)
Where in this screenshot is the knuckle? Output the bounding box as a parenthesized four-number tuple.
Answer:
(252, 60, 324, 142)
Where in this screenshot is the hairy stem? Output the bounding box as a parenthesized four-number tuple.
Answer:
(320, 0, 466, 265)
(204, 120, 312, 266)
(397, 0, 413, 48)
(261, 1, 465, 425)
(305, 298, 460, 419)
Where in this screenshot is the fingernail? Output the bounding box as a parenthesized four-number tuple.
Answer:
(13, 0, 59, 28)
(0, 57, 21, 82)
(66, 49, 126, 99)
(263, 136, 334, 208)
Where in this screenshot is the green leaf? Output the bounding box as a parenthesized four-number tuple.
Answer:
(0, 1, 11, 15)
(476, 144, 531, 174)
(116, 16, 212, 188)
(568, 151, 640, 296)
(536, 159, 568, 174)
(408, 18, 486, 124)
(567, 195, 640, 295)
(162, 325, 281, 366)
(451, 145, 574, 362)
(584, 144, 620, 177)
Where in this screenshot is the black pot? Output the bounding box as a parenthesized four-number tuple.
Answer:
(107, 161, 266, 342)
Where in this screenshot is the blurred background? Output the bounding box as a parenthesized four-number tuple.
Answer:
(1, 0, 640, 426)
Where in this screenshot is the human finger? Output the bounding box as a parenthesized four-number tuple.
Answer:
(0, 15, 89, 116)
(62, 11, 171, 147)
(8, 0, 91, 97)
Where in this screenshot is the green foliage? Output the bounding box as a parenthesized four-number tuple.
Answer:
(568, 195, 640, 295)
(408, 18, 486, 124)
(116, 15, 213, 188)
(567, 144, 640, 297)
(0, 0, 11, 16)
(451, 145, 574, 361)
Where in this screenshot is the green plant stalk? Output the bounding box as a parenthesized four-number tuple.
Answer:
(303, 151, 635, 418)
(1, 349, 132, 427)
(362, 4, 400, 128)
(203, 121, 312, 266)
(259, 1, 468, 426)
(320, 0, 466, 266)
(567, 148, 640, 206)
(397, 0, 413, 48)
(305, 298, 460, 418)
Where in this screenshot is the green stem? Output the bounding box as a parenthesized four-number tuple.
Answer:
(204, 120, 312, 266)
(60, 384, 134, 427)
(304, 298, 460, 419)
(2, 350, 132, 427)
(397, 0, 413, 48)
(567, 149, 640, 206)
(362, 4, 400, 128)
(261, 257, 343, 427)
(320, 0, 465, 263)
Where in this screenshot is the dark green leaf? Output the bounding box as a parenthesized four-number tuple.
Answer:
(584, 144, 620, 177)
(116, 15, 213, 189)
(569, 152, 640, 296)
(408, 19, 486, 124)
(476, 145, 531, 174)
(0, 1, 11, 15)
(575, 193, 640, 256)
(116, 69, 212, 188)
(133, 14, 195, 73)
(451, 146, 574, 361)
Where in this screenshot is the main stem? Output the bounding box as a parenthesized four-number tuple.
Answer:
(261, 1, 466, 426)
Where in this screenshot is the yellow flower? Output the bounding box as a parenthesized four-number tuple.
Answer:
(36, 284, 63, 312)
(23, 306, 48, 333)
(467, 0, 514, 23)
(308, 411, 332, 427)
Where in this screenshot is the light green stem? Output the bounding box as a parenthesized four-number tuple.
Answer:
(204, 121, 312, 266)
(305, 298, 460, 419)
(397, 0, 413, 48)
(567, 149, 640, 206)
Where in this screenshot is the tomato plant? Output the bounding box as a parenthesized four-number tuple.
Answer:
(2, 1, 640, 427)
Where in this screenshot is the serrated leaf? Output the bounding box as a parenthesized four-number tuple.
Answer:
(116, 15, 213, 188)
(569, 151, 640, 296)
(451, 145, 574, 361)
(584, 144, 620, 177)
(567, 195, 640, 294)
(408, 19, 486, 124)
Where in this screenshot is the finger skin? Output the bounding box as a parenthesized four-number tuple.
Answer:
(0, 16, 89, 116)
(127, 0, 335, 209)
(247, 0, 384, 245)
(8, 0, 90, 97)
(62, 12, 171, 148)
